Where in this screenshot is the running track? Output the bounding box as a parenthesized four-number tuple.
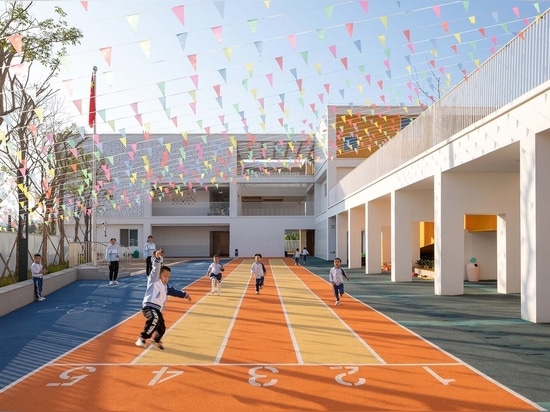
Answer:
(0, 258, 542, 411)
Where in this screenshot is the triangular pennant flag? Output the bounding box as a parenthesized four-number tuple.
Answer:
(188, 54, 197, 71)
(254, 40, 263, 55)
(214, 1, 224, 17)
(126, 14, 139, 33)
(139, 40, 150, 58)
(100, 47, 112, 66)
(172, 5, 184, 25)
(176, 32, 187, 51)
(249, 19, 259, 34)
(212, 26, 223, 43)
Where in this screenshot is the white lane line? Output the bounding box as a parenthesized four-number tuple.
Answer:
(280, 260, 386, 365)
(269, 260, 304, 365)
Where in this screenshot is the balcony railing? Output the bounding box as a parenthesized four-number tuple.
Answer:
(152, 202, 229, 217)
(241, 201, 313, 216)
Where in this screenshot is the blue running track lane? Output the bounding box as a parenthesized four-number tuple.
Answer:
(0, 259, 218, 390)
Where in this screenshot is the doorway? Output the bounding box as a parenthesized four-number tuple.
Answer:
(210, 231, 229, 256)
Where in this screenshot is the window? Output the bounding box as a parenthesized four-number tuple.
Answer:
(343, 135, 358, 151)
(120, 229, 138, 247)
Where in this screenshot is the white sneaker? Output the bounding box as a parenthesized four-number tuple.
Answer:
(38, 297, 45, 301)
(135, 338, 146, 347)
(113, 281, 119, 285)
(109, 281, 114, 285)
(335, 300, 340, 306)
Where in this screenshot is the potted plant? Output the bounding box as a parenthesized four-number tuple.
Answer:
(466, 257, 480, 282)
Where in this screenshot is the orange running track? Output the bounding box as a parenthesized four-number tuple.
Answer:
(0, 258, 542, 411)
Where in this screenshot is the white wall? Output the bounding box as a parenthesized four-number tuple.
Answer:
(230, 216, 313, 258)
(464, 231, 497, 280)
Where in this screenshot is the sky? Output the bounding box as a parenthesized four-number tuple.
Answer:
(31, 0, 550, 137)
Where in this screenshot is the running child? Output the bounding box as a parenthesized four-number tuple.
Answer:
(250, 253, 267, 294)
(136, 250, 192, 350)
(206, 254, 225, 295)
(329, 257, 349, 306)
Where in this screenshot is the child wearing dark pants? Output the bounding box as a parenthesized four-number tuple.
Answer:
(136, 250, 191, 349)
(329, 257, 349, 306)
(250, 253, 267, 294)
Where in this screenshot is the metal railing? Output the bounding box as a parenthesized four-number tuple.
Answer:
(329, 9, 550, 205)
(152, 201, 229, 217)
(69, 241, 137, 274)
(240, 201, 313, 216)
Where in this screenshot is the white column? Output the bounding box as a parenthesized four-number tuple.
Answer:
(366, 199, 390, 274)
(520, 131, 550, 322)
(392, 190, 413, 282)
(348, 206, 364, 268)
(336, 212, 348, 265)
(434, 172, 465, 295)
(392, 190, 434, 282)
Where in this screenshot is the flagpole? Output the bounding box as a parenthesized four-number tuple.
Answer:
(90, 66, 98, 265)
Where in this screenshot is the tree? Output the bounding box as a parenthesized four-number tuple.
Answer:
(0, 2, 82, 279)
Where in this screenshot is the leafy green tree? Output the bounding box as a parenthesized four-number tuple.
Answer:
(0, 2, 82, 278)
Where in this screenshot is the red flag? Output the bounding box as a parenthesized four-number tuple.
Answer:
(88, 67, 97, 128)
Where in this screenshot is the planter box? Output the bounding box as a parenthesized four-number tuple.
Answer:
(413, 267, 435, 279)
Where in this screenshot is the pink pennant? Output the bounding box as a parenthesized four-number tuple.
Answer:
(8, 34, 23, 54)
(190, 74, 199, 89)
(432, 5, 441, 18)
(172, 5, 184, 25)
(195, 143, 203, 159)
(364, 75, 371, 85)
(73, 99, 82, 114)
(130, 102, 139, 115)
(340, 57, 348, 69)
(478, 28, 486, 37)
(403, 29, 410, 42)
(172, 117, 178, 127)
(188, 54, 197, 71)
(512, 7, 520, 18)
(407, 43, 414, 53)
(328, 45, 337, 58)
(266, 73, 273, 86)
(212, 26, 223, 43)
(451, 44, 458, 54)
(213, 84, 221, 97)
(324, 83, 330, 93)
(441, 21, 449, 32)
(80, 1, 88, 11)
(383, 60, 390, 70)
(287, 35, 296, 49)
(377, 80, 383, 90)
(100, 47, 112, 66)
(135, 114, 142, 125)
(28, 124, 38, 137)
(345, 23, 353, 37)
(189, 102, 196, 114)
(275, 56, 283, 70)
(359, 0, 368, 13)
